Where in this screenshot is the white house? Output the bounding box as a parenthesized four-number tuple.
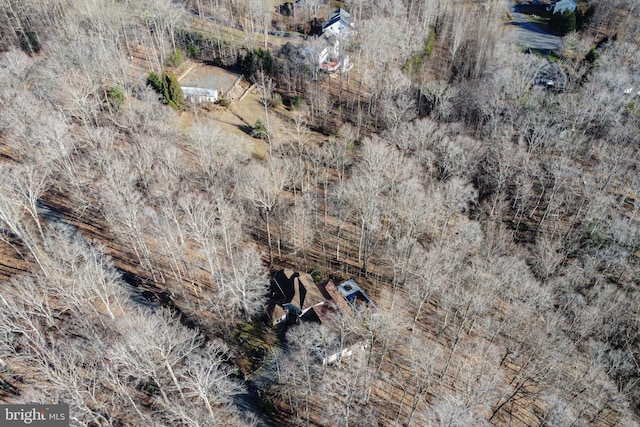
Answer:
(307, 31, 340, 72)
(321, 8, 354, 38)
(304, 8, 355, 76)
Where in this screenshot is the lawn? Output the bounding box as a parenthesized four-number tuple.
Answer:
(526, 13, 550, 26)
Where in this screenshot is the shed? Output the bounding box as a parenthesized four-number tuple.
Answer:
(181, 87, 218, 103)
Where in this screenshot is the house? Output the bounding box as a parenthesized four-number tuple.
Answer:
(549, 0, 577, 14)
(306, 31, 342, 74)
(321, 8, 354, 38)
(270, 274, 375, 366)
(181, 87, 218, 103)
(305, 8, 354, 76)
(269, 269, 326, 327)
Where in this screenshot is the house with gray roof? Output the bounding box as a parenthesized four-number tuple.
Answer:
(550, 0, 577, 14)
(322, 8, 354, 37)
(303, 8, 354, 76)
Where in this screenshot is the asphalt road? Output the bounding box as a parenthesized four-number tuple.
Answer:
(506, 2, 563, 51)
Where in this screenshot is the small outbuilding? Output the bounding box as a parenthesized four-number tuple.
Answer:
(181, 87, 218, 103)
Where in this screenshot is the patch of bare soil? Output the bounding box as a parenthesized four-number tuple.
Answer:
(0, 240, 30, 281)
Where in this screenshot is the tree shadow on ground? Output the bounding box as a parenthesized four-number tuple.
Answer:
(507, 20, 554, 36)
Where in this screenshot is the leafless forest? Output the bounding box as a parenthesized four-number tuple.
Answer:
(0, 0, 639, 425)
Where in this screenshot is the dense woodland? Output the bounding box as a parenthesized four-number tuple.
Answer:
(1, 0, 640, 425)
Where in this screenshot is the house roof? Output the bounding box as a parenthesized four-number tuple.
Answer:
(328, 8, 350, 22)
(323, 30, 338, 46)
(181, 87, 218, 97)
(553, 0, 577, 14)
(321, 59, 340, 72)
(300, 305, 323, 323)
(325, 280, 352, 312)
(306, 32, 340, 66)
(270, 270, 334, 327)
(269, 269, 325, 310)
(336, 279, 373, 308)
(322, 8, 352, 33)
(307, 36, 329, 55)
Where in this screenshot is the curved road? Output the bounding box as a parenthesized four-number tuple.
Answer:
(506, 1, 563, 51)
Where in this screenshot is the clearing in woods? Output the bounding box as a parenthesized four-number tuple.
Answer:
(179, 63, 242, 96)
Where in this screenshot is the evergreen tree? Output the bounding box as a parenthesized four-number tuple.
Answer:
(550, 9, 576, 35)
(240, 48, 274, 80)
(147, 70, 183, 110)
(162, 71, 184, 111)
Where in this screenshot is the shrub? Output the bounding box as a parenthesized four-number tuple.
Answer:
(147, 72, 163, 93)
(212, 55, 224, 67)
(403, 53, 423, 74)
(576, 4, 595, 31)
(169, 49, 184, 66)
(403, 26, 435, 74)
(585, 48, 598, 63)
(251, 120, 269, 140)
(17, 29, 41, 55)
(424, 26, 436, 57)
(107, 85, 125, 111)
(217, 96, 231, 107)
(550, 9, 576, 35)
(269, 92, 282, 108)
(308, 267, 321, 283)
(289, 95, 303, 109)
(186, 44, 200, 58)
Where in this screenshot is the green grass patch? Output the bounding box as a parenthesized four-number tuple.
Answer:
(425, 26, 436, 57)
(403, 26, 436, 75)
(626, 102, 640, 118)
(526, 14, 550, 26)
(403, 53, 424, 74)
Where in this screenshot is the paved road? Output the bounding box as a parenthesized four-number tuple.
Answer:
(506, 2, 563, 51)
